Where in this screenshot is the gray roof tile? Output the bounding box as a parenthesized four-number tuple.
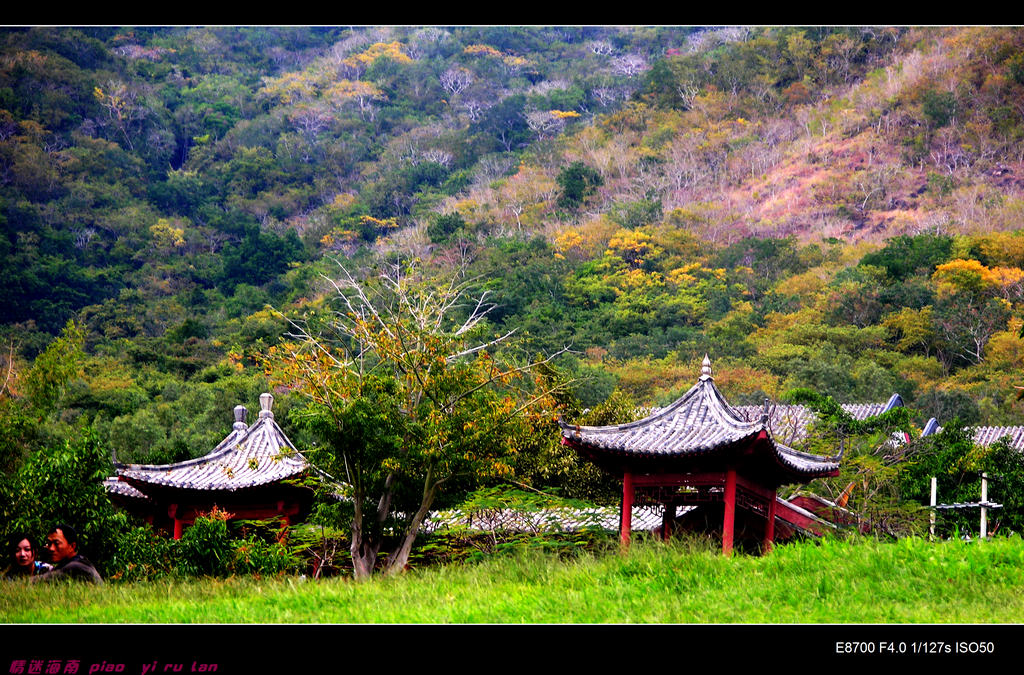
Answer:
(972, 426, 1024, 449)
(114, 395, 308, 492)
(103, 477, 152, 501)
(559, 359, 845, 478)
(924, 421, 1024, 450)
(733, 398, 898, 446)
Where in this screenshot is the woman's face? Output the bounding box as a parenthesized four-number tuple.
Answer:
(13, 539, 34, 567)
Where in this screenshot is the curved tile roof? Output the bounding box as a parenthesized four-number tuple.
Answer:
(973, 426, 1024, 449)
(559, 356, 841, 479)
(922, 418, 1024, 451)
(114, 394, 309, 492)
(734, 393, 903, 446)
(103, 477, 151, 502)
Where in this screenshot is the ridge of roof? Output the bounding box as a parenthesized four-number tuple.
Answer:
(558, 374, 763, 439)
(112, 423, 250, 472)
(114, 394, 310, 492)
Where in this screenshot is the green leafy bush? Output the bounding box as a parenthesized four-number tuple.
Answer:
(556, 161, 603, 212)
(0, 427, 126, 574)
(174, 508, 233, 577)
(110, 525, 175, 582)
(230, 535, 300, 577)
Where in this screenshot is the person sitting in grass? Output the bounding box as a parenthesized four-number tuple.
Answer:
(33, 524, 103, 584)
(3, 533, 52, 579)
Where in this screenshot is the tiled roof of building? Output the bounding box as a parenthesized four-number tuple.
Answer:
(113, 393, 308, 492)
(734, 393, 904, 446)
(972, 426, 1024, 449)
(922, 418, 1024, 451)
(103, 477, 151, 502)
(559, 355, 842, 479)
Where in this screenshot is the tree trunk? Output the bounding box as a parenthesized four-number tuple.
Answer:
(349, 494, 379, 580)
(350, 536, 380, 579)
(350, 474, 398, 580)
(384, 481, 438, 575)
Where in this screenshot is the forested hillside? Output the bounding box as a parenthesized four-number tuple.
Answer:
(3, 25, 1024, 516)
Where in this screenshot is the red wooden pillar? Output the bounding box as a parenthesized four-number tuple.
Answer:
(620, 471, 634, 549)
(763, 490, 777, 554)
(662, 503, 676, 542)
(169, 503, 183, 540)
(722, 468, 737, 556)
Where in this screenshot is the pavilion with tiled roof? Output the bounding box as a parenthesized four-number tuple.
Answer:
(106, 393, 315, 538)
(559, 355, 870, 555)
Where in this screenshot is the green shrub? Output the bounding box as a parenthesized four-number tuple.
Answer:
(110, 525, 174, 582)
(226, 518, 302, 577)
(0, 427, 125, 574)
(174, 508, 233, 577)
(230, 535, 300, 577)
(556, 161, 603, 212)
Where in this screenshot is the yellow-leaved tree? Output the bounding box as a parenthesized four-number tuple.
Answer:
(931, 259, 1017, 366)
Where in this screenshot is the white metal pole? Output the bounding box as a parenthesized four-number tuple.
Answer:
(930, 476, 937, 539)
(981, 472, 988, 539)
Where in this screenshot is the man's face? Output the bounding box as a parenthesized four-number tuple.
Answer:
(44, 530, 76, 564)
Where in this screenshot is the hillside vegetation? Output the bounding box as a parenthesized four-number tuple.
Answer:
(3, 27, 1024, 575)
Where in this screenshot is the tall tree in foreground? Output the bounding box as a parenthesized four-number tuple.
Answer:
(265, 260, 565, 578)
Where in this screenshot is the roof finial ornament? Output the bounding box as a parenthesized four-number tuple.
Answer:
(233, 405, 248, 431)
(259, 392, 274, 420)
(700, 353, 713, 380)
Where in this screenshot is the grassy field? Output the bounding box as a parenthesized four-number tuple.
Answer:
(3, 535, 1024, 623)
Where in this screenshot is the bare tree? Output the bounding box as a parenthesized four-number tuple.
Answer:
(612, 53, 648, 77)
(440, 67, 473, 97)
(592, 86, 625, 108)
(525, 109, 568, 137)
(72, 228, 97, 250)
(421, 149, 453, 168)
(289, 105, 335, 146)
(93, 80, 144, 151)
(0, 342, 16, 399)
(459, 97, 490, 122)
(677, 81, 700, 110)
(407, 27, 451, 60)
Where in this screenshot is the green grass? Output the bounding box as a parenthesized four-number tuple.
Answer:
(4, 535, 1024, 623)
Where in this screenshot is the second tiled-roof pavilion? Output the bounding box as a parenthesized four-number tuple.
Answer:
(106, 393, 314, 538)
(559, 355, 843, 555)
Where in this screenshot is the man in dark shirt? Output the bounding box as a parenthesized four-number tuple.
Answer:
(33, 524, 103, 584)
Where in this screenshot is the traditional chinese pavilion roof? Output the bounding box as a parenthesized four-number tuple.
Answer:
(734, 393, 904, 446)
(112, 393, 309, 493)
(922, 418, 1024, 451)
(559, 355, 841, 482)
(972, 426, 1024, 449)
(103, 477, 151, 502)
